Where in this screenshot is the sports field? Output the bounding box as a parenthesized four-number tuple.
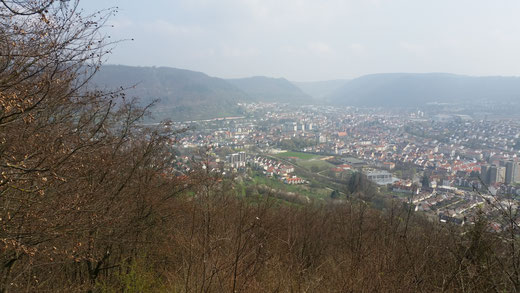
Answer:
(276, 151, 321, 160)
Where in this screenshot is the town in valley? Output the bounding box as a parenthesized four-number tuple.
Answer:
(164, 101, 520, 230)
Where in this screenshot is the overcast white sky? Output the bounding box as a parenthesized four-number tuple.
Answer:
(81, 0, 520, 81)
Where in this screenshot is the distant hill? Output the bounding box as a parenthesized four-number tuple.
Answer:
(293, 79, 349, 100)
(91, 65, 248, 121)
(90, 67, 520, 119)
(227, 76, 313, 104)
(329, 73, 520, 107)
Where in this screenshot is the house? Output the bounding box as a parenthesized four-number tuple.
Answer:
(383, 162, 395, 170)
(439, 214, 465, 226)
(365, 170, 397, 185)
(338, 164, 352, 170)
(283, 176, 305, 185)
(392, 181, 420, 195)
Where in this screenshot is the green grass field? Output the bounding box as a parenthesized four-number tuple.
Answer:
(276, 151, 321, 160)
(298, 160, 335, 172)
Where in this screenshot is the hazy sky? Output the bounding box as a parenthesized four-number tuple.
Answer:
(81, 0, 520, 81)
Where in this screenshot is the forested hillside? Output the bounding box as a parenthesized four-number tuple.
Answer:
(329, 73, 520, 107)
(92, 65, 247, 121)
(293, 79, 349, 100)
(227, 76, 313, 104)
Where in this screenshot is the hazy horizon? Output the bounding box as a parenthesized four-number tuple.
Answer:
(102, 63, 520, 83)
(81, 0, 520, 81)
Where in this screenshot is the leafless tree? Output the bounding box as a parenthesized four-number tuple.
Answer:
(0, 1, 179, 291)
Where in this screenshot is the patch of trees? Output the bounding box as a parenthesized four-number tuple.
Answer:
(421, 173, 430, 187)
(347, 172, 377, 198)
(394, 162, 418, 180)
(278, 137, 315, 150)
(100, 188, 520, 292)
(325, 157, 344, 165)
